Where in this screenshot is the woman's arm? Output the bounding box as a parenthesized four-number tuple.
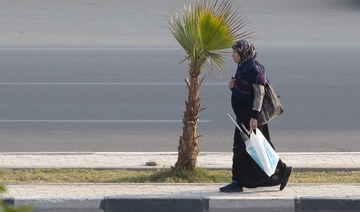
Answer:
(252, 83, 265, 117)
(250, 83, 265, 131)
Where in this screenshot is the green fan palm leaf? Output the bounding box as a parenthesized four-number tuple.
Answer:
(170, 0, 250, 70)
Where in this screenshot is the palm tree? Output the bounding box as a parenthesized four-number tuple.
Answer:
(169, 0, 251, 170)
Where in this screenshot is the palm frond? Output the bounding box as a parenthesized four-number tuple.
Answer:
(206, 51, 227, 69)
(198, 11, 233, 50)
(169, 0, 252, 70)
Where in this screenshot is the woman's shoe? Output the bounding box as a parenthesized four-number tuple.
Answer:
(219, 183, 244, 192)
(279, 166, 292, 191)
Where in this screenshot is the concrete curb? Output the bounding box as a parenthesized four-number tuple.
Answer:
(14, 198, 103, 212)
(4, 197, 360, 212)
(2, 183, 360, 212)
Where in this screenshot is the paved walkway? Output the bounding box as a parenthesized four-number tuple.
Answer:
(3, 183, 360, 199)
(1, 152, 360, 171)
(1, 152, 360, 211)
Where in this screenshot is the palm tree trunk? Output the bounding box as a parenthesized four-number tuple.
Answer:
(175, 61, 204, 170)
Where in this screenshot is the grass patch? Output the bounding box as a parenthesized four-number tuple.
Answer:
(291, 171, 360, 183)
(1, 169, 360, 183)
(0, 168, 231, 183)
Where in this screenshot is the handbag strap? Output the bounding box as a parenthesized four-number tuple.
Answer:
(254, 60, 269, 85)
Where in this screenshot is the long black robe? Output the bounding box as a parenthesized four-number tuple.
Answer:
(231, 94, 288, 188)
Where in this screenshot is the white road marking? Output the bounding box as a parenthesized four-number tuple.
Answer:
(0, 47, 183, 51)
(0, 120, 212, 123)
(0, 82, 227, 86)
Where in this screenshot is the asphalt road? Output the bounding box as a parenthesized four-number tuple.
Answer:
(0, 46, 359, 152)
(0, 0, 359, 152)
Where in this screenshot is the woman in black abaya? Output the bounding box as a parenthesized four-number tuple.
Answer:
(220, 40, 292, 192)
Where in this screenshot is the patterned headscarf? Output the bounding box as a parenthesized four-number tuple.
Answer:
(232, 40, 257, 65)
(231, 40, 265, 103)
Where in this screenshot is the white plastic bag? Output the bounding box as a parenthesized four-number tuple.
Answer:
(227, 113, 279, 177)
(245, 128, 280, 177)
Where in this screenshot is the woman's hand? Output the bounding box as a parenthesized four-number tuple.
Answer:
(249, 118, 258, 133)
(229, 78, 236, 90)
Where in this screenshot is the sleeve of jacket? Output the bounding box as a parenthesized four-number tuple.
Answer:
(251, 83, 265, 119)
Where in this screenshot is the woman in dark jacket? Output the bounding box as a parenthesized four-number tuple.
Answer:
(220, 40, 292, 192)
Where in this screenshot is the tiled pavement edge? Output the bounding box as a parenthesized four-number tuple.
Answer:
(1, 152, 360, 211)
(2, 183, 360, 212)
(1, 152, 360, 171)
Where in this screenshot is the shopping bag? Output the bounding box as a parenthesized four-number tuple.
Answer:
(227, 113, 279, 177)
(245, 129, 279, 177)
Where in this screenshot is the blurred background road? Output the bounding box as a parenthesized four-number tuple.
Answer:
(0, 0, 359, 152)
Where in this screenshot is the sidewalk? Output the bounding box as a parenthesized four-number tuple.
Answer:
(1, 152, 360, 171)
(1, 152, 360, 212)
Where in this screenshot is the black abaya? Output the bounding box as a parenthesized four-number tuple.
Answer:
(231, 94, 288, 188)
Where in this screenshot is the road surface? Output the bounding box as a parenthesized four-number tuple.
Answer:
(0, 0, 359, 152)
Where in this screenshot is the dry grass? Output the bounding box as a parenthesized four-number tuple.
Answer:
(290, 171, 360, 183)
(1, 169, 360, 184)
